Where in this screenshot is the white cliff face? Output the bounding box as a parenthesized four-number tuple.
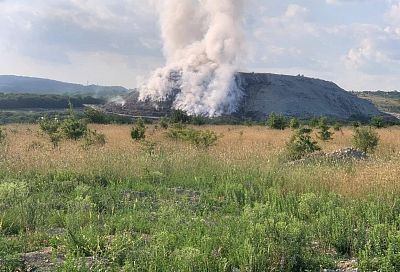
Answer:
(236, 73, 382, 120)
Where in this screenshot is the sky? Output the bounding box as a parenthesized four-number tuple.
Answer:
(0, 0, 399, 91)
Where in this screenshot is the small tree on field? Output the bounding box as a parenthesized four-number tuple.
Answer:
(333, 122, 342, 132)
(131, 117, 146, 140)
(39, 116, 62, 148)
(266, 112, 287, 130)
(286, 128, 321, 160)
(317, 117, 333, 141)
(61, 101, 87, 140)
(0, 127, 6, 144)
(159, 117, 169, 129)
(289, 117, 300, 129)
(170, 109, 190, 124)
(370, 116, 385, 129)
(352, 126, 379, 154)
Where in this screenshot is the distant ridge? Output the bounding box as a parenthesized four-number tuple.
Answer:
(0, 75, 129, 97)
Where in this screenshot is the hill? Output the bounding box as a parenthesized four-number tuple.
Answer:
(104, 72, 383, 121)
(0, 75, 129, 97)
(354, 91, 400, 115)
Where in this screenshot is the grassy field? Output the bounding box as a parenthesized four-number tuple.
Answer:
(1, 124, 400, 271)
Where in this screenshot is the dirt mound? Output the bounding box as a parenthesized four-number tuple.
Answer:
(104, 73, 383, 121)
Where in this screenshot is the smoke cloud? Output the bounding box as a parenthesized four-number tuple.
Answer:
(139, 0, 245, 117)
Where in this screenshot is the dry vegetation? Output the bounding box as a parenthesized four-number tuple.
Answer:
(1, 124, 400, 271)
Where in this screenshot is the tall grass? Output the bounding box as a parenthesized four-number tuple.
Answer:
(0, 124, 399, 271)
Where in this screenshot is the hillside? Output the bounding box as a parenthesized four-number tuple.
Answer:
(105, 72, 383, 121)
(0, 75, 129, 97)
(354, 91, 400, 115)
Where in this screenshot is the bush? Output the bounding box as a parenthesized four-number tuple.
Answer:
(166, 127, 220, 148)
(83, 129, 106, 149)
(131, 118, 146, 141)
(61, 118, 88, 140)
(159, 117, 169, 129)
(352, 126, 379, 154)
(61, 101, 87, 140)
(39, 116, 61, 135)
(317, 117, 334, 141)
(309, 117, 320, 128)
(333, 123, 342, 131)
(289, 117, 300, 129)
(266, 112, 287, 130)
(286, 128, 321, 160)
(0, 127, 6, 143)
(170, 109, 190, 124)
(370, 116, 385, 128)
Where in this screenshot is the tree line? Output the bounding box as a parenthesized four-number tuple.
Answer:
(0, 93, 104, 109)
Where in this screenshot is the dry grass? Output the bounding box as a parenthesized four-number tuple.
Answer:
(1, 124, 399, 197)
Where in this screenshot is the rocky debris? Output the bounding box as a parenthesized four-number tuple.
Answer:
(21, 247, 64, 272)
(104, 72, 384, 121)
(325, 148, 368, 160)
(289, 148, 368, 165)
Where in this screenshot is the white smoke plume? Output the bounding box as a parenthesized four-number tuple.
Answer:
(139, 0, 245, 117)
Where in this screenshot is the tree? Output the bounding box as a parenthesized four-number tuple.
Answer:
(61, 101, 87, 140)
(352, 127, 379, 154)
(266, 112, 287, 130)
(170, 109, 190, 124)
(370, 116, 385, 129)
(286, 128, 321, 160)
(316, 117, 333, 141)
(131, 117, 146, 140)
(289, 117, 300, 129)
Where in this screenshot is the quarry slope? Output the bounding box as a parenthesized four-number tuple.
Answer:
(105, 73, 383, 120)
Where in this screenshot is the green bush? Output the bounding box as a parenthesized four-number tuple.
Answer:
(289, 117, 300, 129)
(0, 127, 6, 143)
(317, 117, 334, 141)
(60, 101, 88, 140)
(286, 128, 321, 160)
(159, 117, 169, 129)
(61, 118, 88, 140)
(39, 116, 61, 135)
(333, 122, 342, 131)
(83, 129, 107, 149)
(170, 109, 190, 124)
(166, 127, 220, 148)
(352, 126, 379, 154)
(131, 118, 146, 141)
(266, 112, 287, 130)
(370, 116, 385, 128)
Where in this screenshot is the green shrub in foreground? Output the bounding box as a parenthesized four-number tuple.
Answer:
(131, 118, 146, 141)
(352, 126, 379, 154)
(266, 112, 287, 130)
(286, 128, 321, 160)
(166, 126, 220, 148)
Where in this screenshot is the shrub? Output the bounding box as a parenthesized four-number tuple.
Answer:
(266, 112, 287, 130)
(289, 117, 300, 129)
(170, 109, 190, 124)
(84, 108, 107, 124)
(159, 117, 169, 129)
(83, 129, 106, 149)
(166, 127, 220, 148)
(61, 101, 87, 140)
(370, 116, 385, 128)
(309, 117, 320, 128)
(0, 127, 6, 143)
(39, 116, 60, 135)
(61, 118, 88, 140)
(317, 117, 334, 141)
(286, 128, 321, 160)
(352, 126, 379, 154)
(333, 122, 342, 131)
(131, 118, 146, 141)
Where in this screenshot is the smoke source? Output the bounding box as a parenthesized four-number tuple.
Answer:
(139, 0, 245, 117)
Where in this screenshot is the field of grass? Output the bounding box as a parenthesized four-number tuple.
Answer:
(1, 124, 400, 271)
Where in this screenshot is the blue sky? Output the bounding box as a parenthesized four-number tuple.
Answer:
(0, 0, 399, 91)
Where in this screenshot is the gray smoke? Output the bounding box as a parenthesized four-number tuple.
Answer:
(139, 0, 245, 117)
